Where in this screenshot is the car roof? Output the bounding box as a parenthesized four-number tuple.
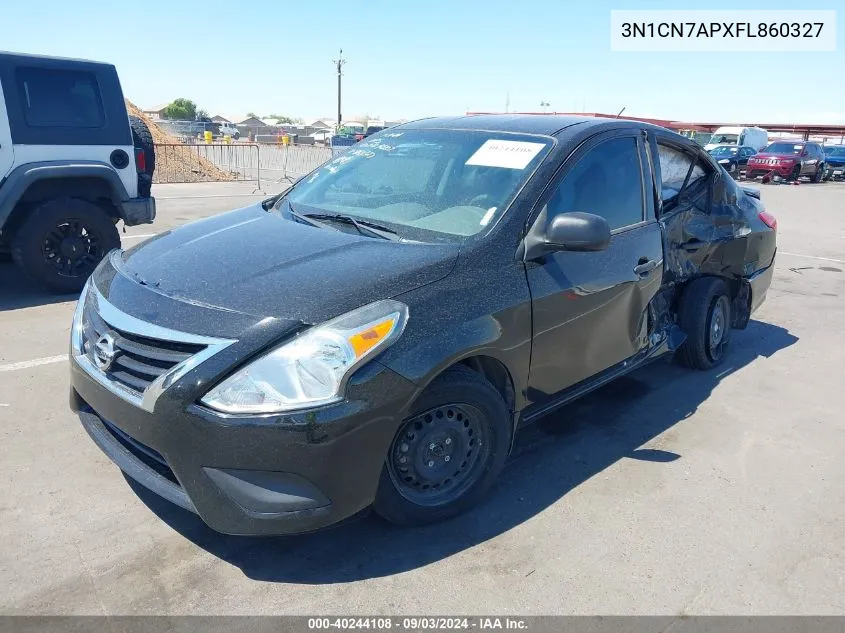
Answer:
(0, 50, 111, 68)
(399, 114, 657, 137)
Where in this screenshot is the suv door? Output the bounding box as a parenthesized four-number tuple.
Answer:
(0, 78, 14, 178)
(524, 130, 663, 403)
(800, 144, 816, 176)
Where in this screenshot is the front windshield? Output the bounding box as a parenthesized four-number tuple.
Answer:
(764, 142, 803, 155)
(709, 134, 738, 145)
(710, 146, 739, 157)
(284, 129, 552, 241)
(824, 146, 845, 157)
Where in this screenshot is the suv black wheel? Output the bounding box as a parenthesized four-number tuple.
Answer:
(129, 116, 156, 198)
(790, 165, 802, 181)
(676, 277, 732, 370)
(813, 163, 825, 183)
(374, 366, 510, 526)
(11, 198, 120, 293)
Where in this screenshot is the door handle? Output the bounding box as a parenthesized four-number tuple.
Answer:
(633, 259, 658, 276)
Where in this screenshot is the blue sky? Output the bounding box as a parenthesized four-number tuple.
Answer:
(2, 0, 843, 124)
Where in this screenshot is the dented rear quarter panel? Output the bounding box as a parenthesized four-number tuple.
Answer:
(652, 135, 777, 288)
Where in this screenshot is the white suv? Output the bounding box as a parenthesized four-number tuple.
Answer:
(0, 51, 156, 292)
(217, 122, 240, 139)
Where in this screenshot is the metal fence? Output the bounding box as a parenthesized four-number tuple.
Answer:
(257, 144, 333, 183)
(153, 142, 333, 186)
(154, 143, 261, 184)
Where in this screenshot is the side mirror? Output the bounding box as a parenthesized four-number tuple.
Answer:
(545, 212, 611, 252)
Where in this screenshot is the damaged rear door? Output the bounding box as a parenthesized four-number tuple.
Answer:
(525, 129, 663, 405)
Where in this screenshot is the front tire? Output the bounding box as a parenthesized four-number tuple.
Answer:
(374, 366, 511, 526)
(676, 277, 732, 370)
(11, 198, 120, 293)
(790, 165, 802, 181)
(813, 163, 825, 183)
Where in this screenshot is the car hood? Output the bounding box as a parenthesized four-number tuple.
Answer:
(825, 156, 845, 165)
(750, 152, 799, 160)
(108, 203, 459, 326)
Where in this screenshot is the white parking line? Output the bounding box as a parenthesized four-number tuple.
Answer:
(155, 193, 267, 200)
(123, 233, 156, 240)
(0, 355, 67, 373)
(779, 251, 845, 265)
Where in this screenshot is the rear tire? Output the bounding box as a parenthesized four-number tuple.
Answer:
(676, 277, 732, 370)
(129, 115, 156, 197)
(11, 198, 120, 293)
(374, 366, 511, 526)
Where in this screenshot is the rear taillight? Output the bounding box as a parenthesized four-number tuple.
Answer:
(758, 210, 777, 231)
(135, 149, 146, 173)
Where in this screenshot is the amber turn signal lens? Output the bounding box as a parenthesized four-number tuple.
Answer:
(348, 318, 396, 357)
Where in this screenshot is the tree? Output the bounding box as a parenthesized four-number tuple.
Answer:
(161, 98, 198, 121)
(196, 108, 209, 120)
(246, 112, 259, 119)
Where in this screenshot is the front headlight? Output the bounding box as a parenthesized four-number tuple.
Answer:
(201, 299, 409, 414)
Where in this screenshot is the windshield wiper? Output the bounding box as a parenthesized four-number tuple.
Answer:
(279, 198, 327, 229)
(303, 213, 399, 241)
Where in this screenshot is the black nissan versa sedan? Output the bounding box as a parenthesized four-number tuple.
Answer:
(69, 115, 777, 535)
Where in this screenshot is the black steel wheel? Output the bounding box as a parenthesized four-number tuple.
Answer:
(676, 277, 732, 370)
(374, 366, 510, 526)
(11, 198, 119, 293)
(706, 294, 731, 363)
(387, 403, 491, 507)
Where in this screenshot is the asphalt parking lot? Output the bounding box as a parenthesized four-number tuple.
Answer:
(1, 180, 844, 615)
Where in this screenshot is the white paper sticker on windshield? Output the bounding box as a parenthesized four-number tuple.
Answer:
(465, 140, 546, 170)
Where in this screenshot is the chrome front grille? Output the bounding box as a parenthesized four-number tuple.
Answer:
(82, 308, 206, 395)
(71, 282, 236, 412)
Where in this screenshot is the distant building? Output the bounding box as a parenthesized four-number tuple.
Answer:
(142, 103, 169, 120)
(211, 115, 231, 123)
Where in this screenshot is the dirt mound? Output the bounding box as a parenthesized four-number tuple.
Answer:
(125, 101, 236, 183)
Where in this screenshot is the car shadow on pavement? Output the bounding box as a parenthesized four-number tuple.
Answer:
(0, 262, 78, 311)
(128, 319, 798, 584)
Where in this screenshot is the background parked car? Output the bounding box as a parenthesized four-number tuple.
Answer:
(823, 145, 845, 181)
(364, 125, 386, 138)
(746, 141, 826, 182)
(708, 145, 756, 178)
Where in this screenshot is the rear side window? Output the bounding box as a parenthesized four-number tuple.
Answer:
(15, 67, 105, 128)
(657, 144, 707, 204)
(547, 136, 644, 230)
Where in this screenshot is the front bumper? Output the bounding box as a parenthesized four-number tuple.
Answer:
(746, 162, 796, 178)
(70, 354, 418, 536)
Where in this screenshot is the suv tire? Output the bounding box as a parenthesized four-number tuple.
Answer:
(129, 116, 156, 198)
(676, 277, 732, 370)
(11, 198, 120, 293)
(374, 366, 510, 526)
(813, 163, 825, 183)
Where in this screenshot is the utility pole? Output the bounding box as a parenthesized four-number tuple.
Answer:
(333, 49, 346, 130)
(505, 91, 510, 113)
(540, 100, 550, 113)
